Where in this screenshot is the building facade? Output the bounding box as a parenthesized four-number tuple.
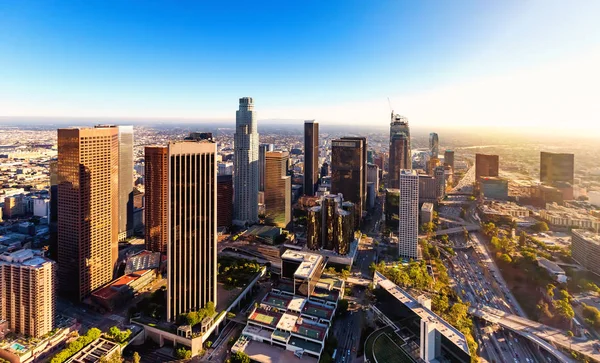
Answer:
(398, 170, 419, 260)
(233, 97, 260, 226)
(117, 126, 134, 241)
(306, 194, 354, 255)
(217, 175, 233, 228)
(57, 127, 119, 301)
(166, 137, 217, 322)
(265, 151, 291, 228)
(0, 249, 56, 338)
(389, 113, 411, 189)
(571, 230, 600, 276)
(540, 152, 575, 185)
(480, 177, 509, 200)
(145, 146, 168, 253)
(475, 154, 499, 180)
(331, 138, 364, 221)
(259, 144, 274, 192)
(429, 133, 439, 158)
(304, 120, 319, 196)
(444, 150, 454, 171)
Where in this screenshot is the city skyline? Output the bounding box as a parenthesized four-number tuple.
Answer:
(0, 1, 598, 132)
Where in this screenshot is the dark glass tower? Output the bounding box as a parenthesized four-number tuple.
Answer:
(304, 120, 319, 196)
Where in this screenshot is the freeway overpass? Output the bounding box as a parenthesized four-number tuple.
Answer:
(419, 225, 480, 238)
(469, 304, 600, 362)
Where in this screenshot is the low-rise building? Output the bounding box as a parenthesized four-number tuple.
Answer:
(91, 269, 156, 311)
(420, 203, 434, 224)
(65, 337, 120, 363)
(537, 257, 567, 283)
(540, 203, 600, 230)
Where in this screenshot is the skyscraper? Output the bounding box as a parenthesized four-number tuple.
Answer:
(145, 146, 168, 253)
(304, 120, 319, 196)
(234, 97, 259, 226)
(398, 170, 419, 260)
(540, 152, 575, 185)
(342, 136, 368, 211)
(444, 150, 455, 171)
(117, 125, 134, 240)
(217, 175, 234, 228)
(306, 194, 354, 255)
(57, 127, 119, 301)
(389, 113, 411, 189)
(259, 143, 274, 192)
(166, 136, 217, 322)
(429, 132, 439, 158)
(264, 151, 291, 228)
(0, 249, 57, 338)
(331, 138, 365, 221)
(475, 154, 499, 180)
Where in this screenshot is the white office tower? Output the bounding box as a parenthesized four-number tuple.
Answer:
(233, 97, 259, 226)
(398, 170, 420, 260)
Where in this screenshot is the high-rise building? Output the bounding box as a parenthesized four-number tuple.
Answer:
(144, 146, 168, 253)
(389, 113, 411, 188)
(0, 249, 57, 338)
(475, 154, 499, 180)
(117, 126, 134, 241)
(342, 136, 367, 211)
(166, 136, 217, 322)
(264, 151, 291, 228)
(434, 166, 446, 200)
(233, 97, 259, 226)
(540, 152, 575, 185)
(429, 133, 439, 158)
(331, 138, 365, 221)
(304, 120, 319, 196)
(398, 170, 419, 260)
(306, 194, 354, 255)
(49, 159, 59, 260)
(3, 195, 25, 219)
(444, 150, 454, 171)
(217, 175, 233, 228)
(367, 163, 380, 191)
(320, 162, 329, 178)
(57, 127, 119, 301)
(259, 144, 274, 192)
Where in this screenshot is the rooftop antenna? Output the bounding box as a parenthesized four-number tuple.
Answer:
(388, 97, 394, 120)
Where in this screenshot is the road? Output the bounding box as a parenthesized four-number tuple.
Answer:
(332, 285, 367, 363)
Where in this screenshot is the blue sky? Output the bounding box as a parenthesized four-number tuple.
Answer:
(1, 1, 599, 130)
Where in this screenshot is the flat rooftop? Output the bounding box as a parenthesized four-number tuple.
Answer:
(302, 302, 334, 320)
(281, 250, 322, 279)
(65, 338, 119, 363)
(310, 287, 339, 303)
(537, 257, 565, 274)
(375, 271, 470, 355)
(249, 306, 283, 328)
(263, 292, 292, 309)
(292, 319, 327, 342)
(573, 229, 600, 245)
(240, 339, 318, 363)
(276, 312, 299, 332)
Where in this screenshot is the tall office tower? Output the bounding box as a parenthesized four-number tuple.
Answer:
(342, 136, 368, 211)
(304, 120, 319, 196)
(306, 194, 354, 255)
(217, 175, 234, 228)
(398, 170, 419, 260)
(0, 250, 57, 338)
(48, 160, 58, 260)
(389, 113, 411, 188)
(264, 151, 291, 228)
(444, 150, 455, 170)
(166, 136, 217, 322)
(116, 126, 134, 240)
(320, 162, 329, 178)
(3, 195, 25, 219)
(57, 127, 118, 301)
(434, 166, 446, 199)
(429, 132, 439, 158)
(331, 138, 365, 222)
(233, 97, 259, 226)
(144, 146, 168, 253)
(258, 144, 274, 192)
(540, 152, 575, 185)
(475, 154, 499, 180)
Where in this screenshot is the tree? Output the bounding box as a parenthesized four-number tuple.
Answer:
(546, 283, 556, 298)
(519, 231, 527, 247)
(340, 269, 351, 280)
(174, 347, 191, 360)
(132, 352, 141, 363)
(205, 341, 213, 349)
(532, 221, 549, 233)
(499, 254, 512, 264)
(226, 312, 236, 320)
(231, 351, 251, 363)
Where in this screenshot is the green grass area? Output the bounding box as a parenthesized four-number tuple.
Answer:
(218, 256, 263, 289)
(365, 327, 415, 363)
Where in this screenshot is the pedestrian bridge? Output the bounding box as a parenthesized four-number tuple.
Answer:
(469, 304, 600, 362)
(419, 225, 480, 238)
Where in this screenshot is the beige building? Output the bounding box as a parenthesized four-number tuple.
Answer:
(57, 127, 119, 301)
(166, 135, 217, 322)
(540, 203, 600, 230)
(0, 249, 56, 338)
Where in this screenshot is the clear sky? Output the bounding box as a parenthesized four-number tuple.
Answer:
(1, 0, 599, 131)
